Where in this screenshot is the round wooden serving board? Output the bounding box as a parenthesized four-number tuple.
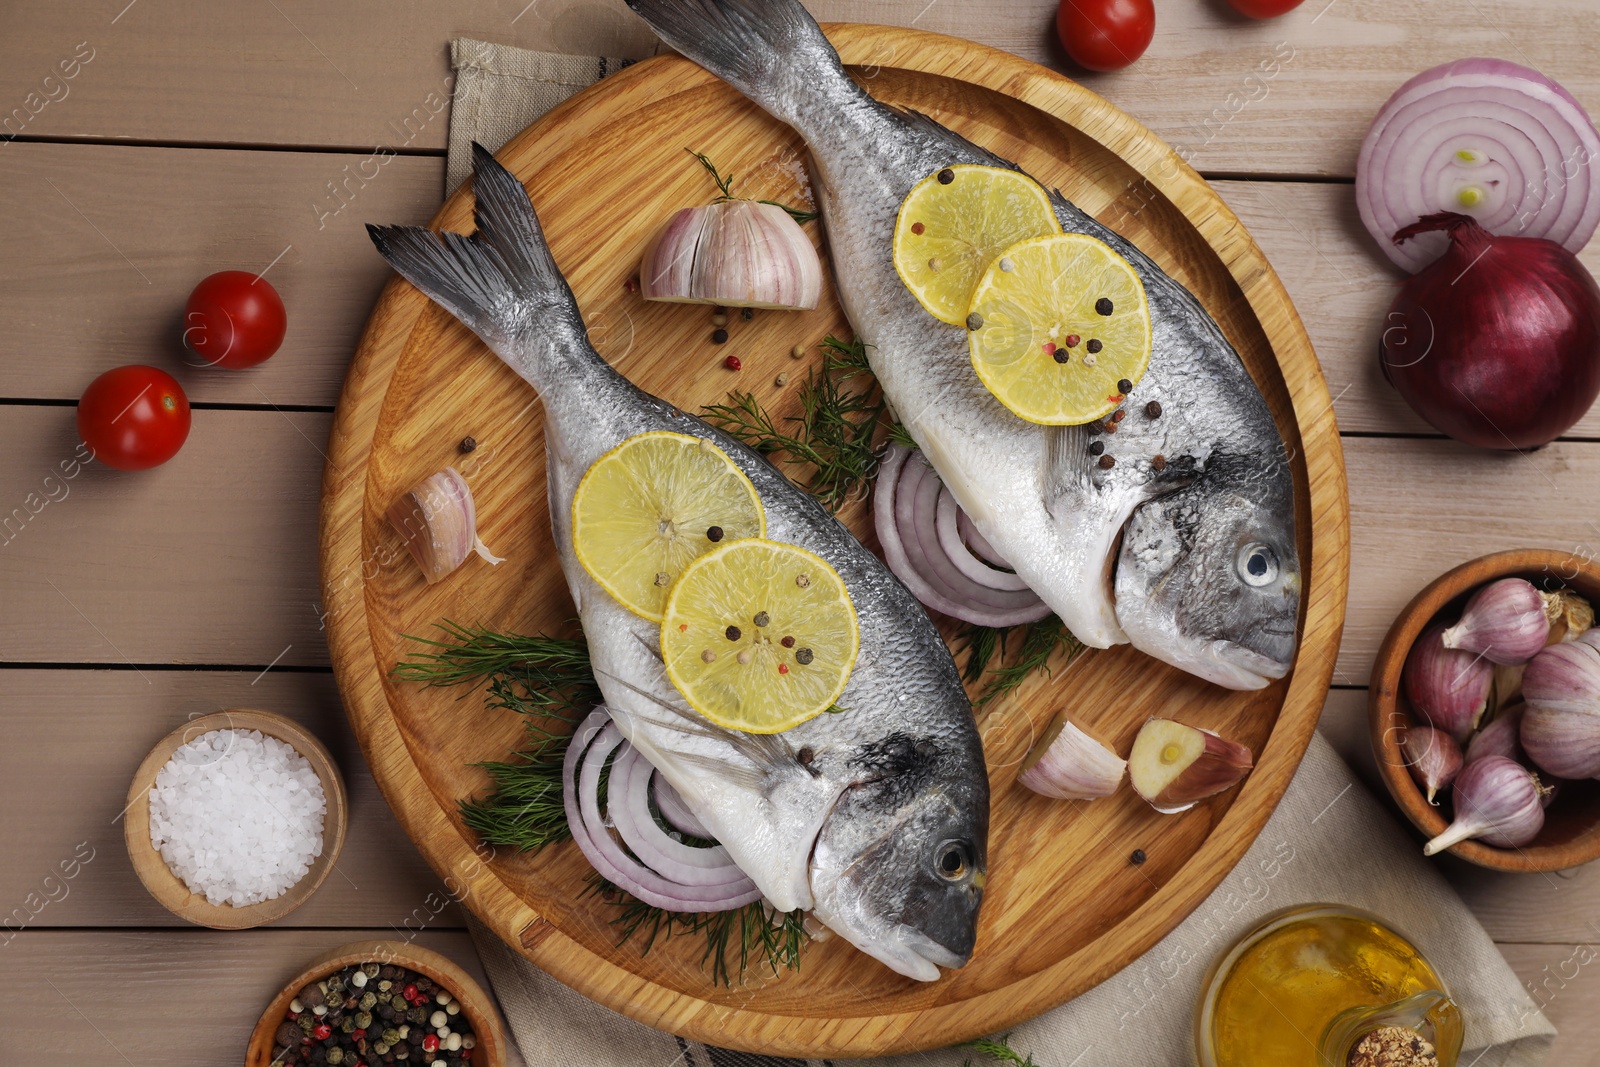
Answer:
(320, 25, 1349, 1058)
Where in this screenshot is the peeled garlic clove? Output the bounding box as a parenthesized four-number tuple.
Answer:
(1520, 639, 1600, 779)
(1127, 718, 1253, 814)
(1402, 623, 1492, 743)
(1544, 589, 1595, 645)
(387, 467, 504, 584)
(1399, 723, 1463, 805)
(1441, 578, 1549, 665)
(640, 200, 822, 310)
(1016, 714, 1126, 800)
(1464, 704, 1525, 766)
(1423, 755, 1546, 855)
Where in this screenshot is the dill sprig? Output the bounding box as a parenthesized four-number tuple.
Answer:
(704, 335, 901, 511)
(962, 1033, 1040, 1067)
(957, 615, 1082, 708)
(395, 624, 808, 984)
(689, 149, 819, 224)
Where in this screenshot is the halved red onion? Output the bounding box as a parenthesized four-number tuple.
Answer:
(935, 485, 1031, 592)
(957, 509, 1009, 568)
(562, 710, 761, 912)
(872, 444, 1051, 627)
(1357, 58, 1600, 273)
(607, 745, 751, 886)
(652, 773, 710, 839)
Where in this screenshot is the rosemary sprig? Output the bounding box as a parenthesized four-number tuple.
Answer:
(688, 149, 819, 224)
(703, 335, 899, 511)
(957, 615, 1082, 708)
(962, 1033, 1040, 1067)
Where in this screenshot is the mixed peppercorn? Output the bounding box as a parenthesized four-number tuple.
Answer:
(271, 961, 478, 1066)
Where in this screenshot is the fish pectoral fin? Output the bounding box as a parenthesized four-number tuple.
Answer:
(592, 666, 794, 769)
(671, 751, 769, 793)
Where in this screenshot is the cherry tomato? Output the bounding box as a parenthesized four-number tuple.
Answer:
(76, 365, 191, 471)
(182, 270, 288, 369)
(1056, 0, 1155, 73)
(1225, 0, 1306, 15)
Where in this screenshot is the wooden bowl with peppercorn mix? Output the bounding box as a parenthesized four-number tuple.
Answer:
(245, 940, 507, 1067)
(1369, 549, 1600, 873)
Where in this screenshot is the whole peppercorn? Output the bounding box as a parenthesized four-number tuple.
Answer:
(1088, 441, 1104, 456)
(380, 967, 400, 981)
(407, 1005, 428, 1025)
(402, 984, 419, 1003)
(299, 1014, 317, 1035)
(313, 1023, 334, 1041)
(327, 1049, 345, 1066)
(723, 354, 741, 370)
(1130, 848, 1147, 865)
(458, 436, 477, 454)
(1151, 454, 1167, 471)
(326, 975, 347, 996)
(355, 1011, 373, 1030)
(1117, 378, 1133, 394)
(301, 986, 329, 1011)
(394, 1044, 410, 1061)
(1098, 454, 1115, 469)
(359, 992, 377, 1012)
(1145, 400, 1162, 418)
(423, 1035, 441, 1053)
(937, 168, 955, 184)
(711, 328, 729, 344)
(382, 1029, 402, 1048)
(277, 1022, 302, 1046)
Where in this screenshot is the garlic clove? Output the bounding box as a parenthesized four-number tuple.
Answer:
(1402, 623, 1493, 743)
(387, 467, 502, 584)
(1422, 755, 1546, 855)
(641, 200, 822, 310)
(1489, 661, 1525, 716)
(1543, 589, 1595, 645)
(1441, 578, 1549, 665)
(1015, 714, 1126, 800)
(1128, 718, 1253, 814)
(1464, 703, 1525, 766)
(1399, 723, 1463, 805)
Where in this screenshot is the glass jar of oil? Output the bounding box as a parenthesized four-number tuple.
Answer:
(1195, 905, 1463, 1067)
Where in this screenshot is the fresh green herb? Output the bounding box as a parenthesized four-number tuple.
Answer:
(962, 1033, 1040, 1067)
(395, 623, 808, 984)
(957, 615, 1082, 708)
(688, 149, 819, 224)
(704, 335, 902, 510)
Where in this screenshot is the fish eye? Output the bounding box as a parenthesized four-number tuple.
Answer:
(1236, 543, 1278, 588)
(935, 841, 970, 880)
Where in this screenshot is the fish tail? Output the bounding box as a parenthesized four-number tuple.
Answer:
(366, 142, 577, 357)
(624, 0, 851, 128)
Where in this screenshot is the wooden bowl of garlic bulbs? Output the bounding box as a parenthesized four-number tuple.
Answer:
(1370, 549, 1600, 872)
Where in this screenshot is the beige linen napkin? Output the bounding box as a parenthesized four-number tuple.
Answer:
(446, 38, 1557, 1067)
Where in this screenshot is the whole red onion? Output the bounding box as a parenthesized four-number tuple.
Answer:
(1380, 212, 1600, 449)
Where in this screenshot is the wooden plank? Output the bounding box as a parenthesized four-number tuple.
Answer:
(1501, 942, 1600, 1066)
(1, 929, 493, 1062)
(0, 408, 333, 666)
(1, 0, 1594, 182)
(0, 670, 464, 930)
(0, 142, 442, 407)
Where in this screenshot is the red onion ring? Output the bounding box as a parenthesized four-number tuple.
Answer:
(957, 509, 1009, 568)
(652, 774, 710, 839)
(872, 443, 1050, 627)
(934, 485, 1030, 591)
(562, 711, 761, 911)
(607, 745, 752, 886)
(1357, 58, 1600, 273)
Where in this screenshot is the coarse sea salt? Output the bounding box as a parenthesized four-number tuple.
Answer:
(148, 728, 326, 907)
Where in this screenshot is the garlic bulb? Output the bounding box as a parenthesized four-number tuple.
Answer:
(1521, 639, 1600, 779)
(1441, 578, 1548, 665)
(1399, 723, 1462, 805)
(1016, 715, 1126, 800)
(387, 467, 504, 584)
(640, 200, 822, 310)
(1402, 623, 1493, 742)
(1423, 755, 1546, 855)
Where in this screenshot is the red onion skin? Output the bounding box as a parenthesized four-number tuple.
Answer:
(1380, 212, 1600, 449)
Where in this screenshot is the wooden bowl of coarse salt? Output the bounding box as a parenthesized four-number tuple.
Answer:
(124, 709, 348, 929)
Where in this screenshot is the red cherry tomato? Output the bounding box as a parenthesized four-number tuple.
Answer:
(1225, 0, 1305, 16)
(1056, 0, 1155, 72)
(76, 365, 191, 471)
(182, 270, 287, 369)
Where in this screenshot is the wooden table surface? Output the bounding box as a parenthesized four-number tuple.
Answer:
(3, 1, 1597, 1062)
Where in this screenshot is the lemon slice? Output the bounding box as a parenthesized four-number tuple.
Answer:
(966, 233, 1152, 426)
(661, 539, 859, 734)
(893, 164, 1062, 325)
(572, 431, 765, 621)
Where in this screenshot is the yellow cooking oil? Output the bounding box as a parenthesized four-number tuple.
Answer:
(1199, 907, 1459, 1067)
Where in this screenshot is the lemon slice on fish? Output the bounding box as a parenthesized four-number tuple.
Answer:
(661, 539, 859, 734)
(572, 431, 765, 621)
(966, 232, 1152, 426)
(893, 164, 1062, 325)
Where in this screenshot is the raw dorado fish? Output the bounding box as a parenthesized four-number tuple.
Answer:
(368, 145, 987, 981)
(626, 0, 1302, 690)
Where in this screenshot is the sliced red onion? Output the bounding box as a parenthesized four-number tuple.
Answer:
(562, 712, 761, 912)
(1357, 58, 1600, 273)
(606, 745, 752, 886)
(652, 774, 710, 839)
(872, 444, 1050, 627)
(935, 485, 1031, 592)
(957, 510, 1009, 568)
